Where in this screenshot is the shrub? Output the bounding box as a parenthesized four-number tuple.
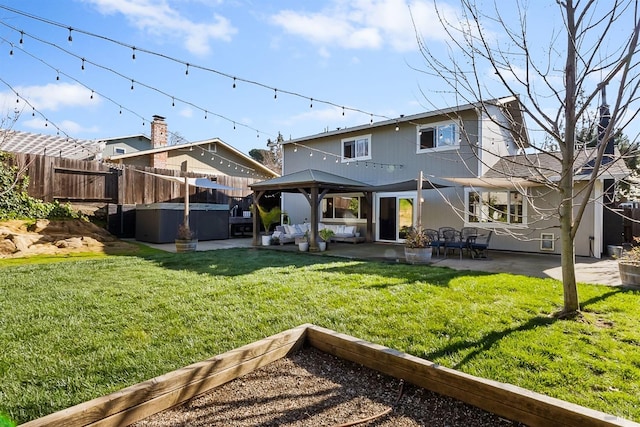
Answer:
(0, 151, 86, 221)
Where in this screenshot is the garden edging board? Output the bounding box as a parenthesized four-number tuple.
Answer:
(20, 324, 638, 427)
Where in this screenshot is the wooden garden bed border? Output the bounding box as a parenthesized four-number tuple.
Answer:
(21, 324, 638, 427)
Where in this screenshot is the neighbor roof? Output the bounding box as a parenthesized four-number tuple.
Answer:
(106, 137, 279, 178)
(0, 129, 104, 160)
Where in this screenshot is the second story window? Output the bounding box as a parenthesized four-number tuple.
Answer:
(114, 147, 126, 155)
(417, 123, 458, 152)
(342, 134, 371, 162)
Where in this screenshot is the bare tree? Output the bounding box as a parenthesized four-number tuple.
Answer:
(415, 0, 640, 315)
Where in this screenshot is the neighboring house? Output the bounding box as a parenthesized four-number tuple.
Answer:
(258, 96, 627, 258)
(0, 129, 103, 160)
(102, 115, 278, 180)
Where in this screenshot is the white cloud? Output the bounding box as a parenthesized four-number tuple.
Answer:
(21, 118, 99, 134)
(83, 0, 237, 56)
(1, 83, 98, 112)
(270, 0, 454, 53)
(178, 107, 193, 118)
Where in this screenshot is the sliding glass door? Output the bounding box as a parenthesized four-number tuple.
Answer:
(377, 192, 415, 242)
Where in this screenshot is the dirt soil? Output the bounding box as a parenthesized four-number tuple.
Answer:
(132, 346, 525, 427)
(0, 219, 137, 258)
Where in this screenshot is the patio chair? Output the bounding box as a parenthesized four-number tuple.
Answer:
(468, 231, 493, 259)
(424, 228, 442, 256)
(443, 228, 465, 260)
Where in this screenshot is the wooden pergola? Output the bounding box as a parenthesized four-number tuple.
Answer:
(249, 169, 373, 250)
(249, 169, 450, 250)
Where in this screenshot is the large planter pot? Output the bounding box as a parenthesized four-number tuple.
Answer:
(175, 239, 197, 253)
(261, 235, 272, 246)
(404, 247, 432, 264)
(298, 242, 309, 252)
(618, 262, 640, 286)
(318, 241, 327, 252)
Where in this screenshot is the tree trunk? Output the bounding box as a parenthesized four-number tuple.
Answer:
(560, 0, 580, 314)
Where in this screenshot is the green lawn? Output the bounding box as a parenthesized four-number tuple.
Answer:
(1, 248, 639, 424)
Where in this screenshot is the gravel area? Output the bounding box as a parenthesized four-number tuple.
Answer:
(132, 346, 526, 427)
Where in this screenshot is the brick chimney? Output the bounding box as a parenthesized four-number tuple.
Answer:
(150, 115, 168, 169)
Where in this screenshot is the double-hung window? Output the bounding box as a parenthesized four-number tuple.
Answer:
(417, 122, 459, 152)
(466, 189, 525, 225)
(342, 134, 371, 162)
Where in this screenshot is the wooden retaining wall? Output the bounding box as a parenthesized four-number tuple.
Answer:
(19, 324, 639, 427)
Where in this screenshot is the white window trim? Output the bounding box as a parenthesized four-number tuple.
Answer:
(464, 187, 528, 227)
(341, 134, 372, 162)
(416, 121, 460, 153)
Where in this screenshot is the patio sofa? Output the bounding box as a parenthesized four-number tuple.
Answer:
(319, 223, 364, 244)
(273, 223, 364, 244)
(274, 223, 310, 244)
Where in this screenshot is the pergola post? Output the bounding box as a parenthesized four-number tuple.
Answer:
(308, 186, 319, 250)
(252, 191, 265, 246)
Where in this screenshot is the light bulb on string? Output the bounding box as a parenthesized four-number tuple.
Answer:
(232, 77, 236, 88)
(90, 91, 94, 100)
(274, 89, 277, 99)
(131, 80, 134, 90)
(323, 155, 326, 160)
(204, 111, 208, 119)
(67, 27, 73, 43)
(9, 47, 12, 56)
(370, 114, 373, 125)
(19, 31, 23, 45)
(81, 58, 85, 71)
(119, 106, 122, 114)
(31, 108, 35, 117)
(56, 71, 59, 81)
(309, 151, 313, 157)
(294, 146, 297, 152)
(233, 122, 236, 130)
(172, 98, 175, 107)
(131, 47, 136, 60)
(310, 98, 313, 108)
(342, 107, 345, 116)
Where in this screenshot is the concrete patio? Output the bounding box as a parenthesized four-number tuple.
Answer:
(141, 237, 624, 287)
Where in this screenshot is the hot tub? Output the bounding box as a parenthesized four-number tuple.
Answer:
(135, 203, 229, 243)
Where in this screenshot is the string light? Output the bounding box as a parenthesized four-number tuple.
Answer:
(185, 63, 189, 75)
(67, 27, 72, 42)
(19, 31, 23, 44)
(172, 97, 175, 107)
(310, 98, 313, 108)
(131, 47, 136, 60)
(81, 58, 85, 70)
(130, 79, 134, 90)
(0, 7, 395, 128)
(274, 89, 277, 99)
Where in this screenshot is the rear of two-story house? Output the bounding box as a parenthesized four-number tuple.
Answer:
(275, 96, 620, 258)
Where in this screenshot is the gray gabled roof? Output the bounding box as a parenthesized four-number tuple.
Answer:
(250, 169, 369, 192)
(484, 147, 630, 182)
(0, 129, 104, 160)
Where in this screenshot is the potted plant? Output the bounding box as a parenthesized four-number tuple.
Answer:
(318, 228, 335, 251)
(617, 238, 640, 286)
(257, 205, 281, 246)
(175, 222, 197, 253)
(298, 231, 309, 252)
(403, 226, 432, 264)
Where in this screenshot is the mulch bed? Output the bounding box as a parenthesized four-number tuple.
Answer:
(132, 346, 526, 427)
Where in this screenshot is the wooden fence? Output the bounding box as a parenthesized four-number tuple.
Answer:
(9, 152, 258, 207)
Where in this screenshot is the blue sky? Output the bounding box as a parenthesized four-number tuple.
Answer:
(0, 0, 637, 155)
